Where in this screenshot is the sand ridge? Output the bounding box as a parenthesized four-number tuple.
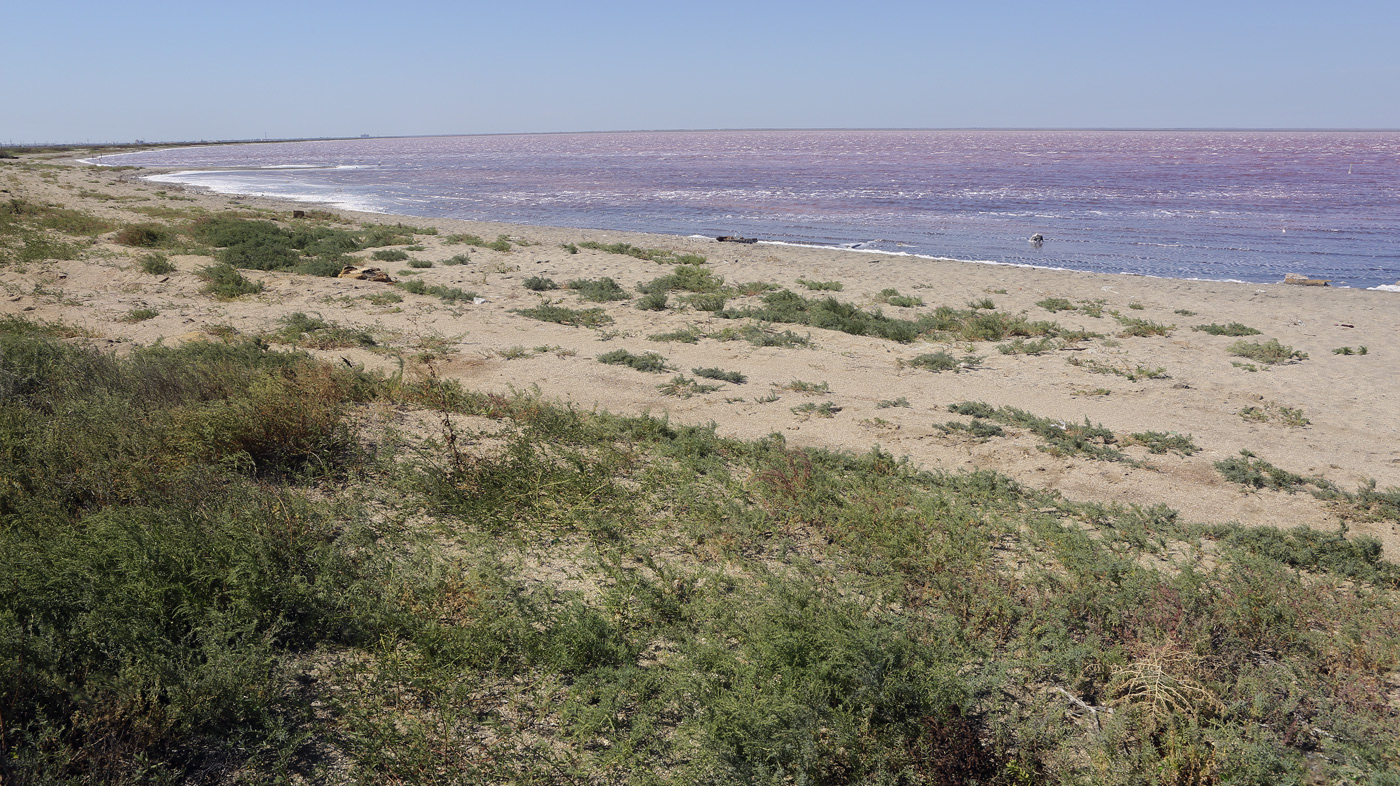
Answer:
(4, 153, 1399, 556)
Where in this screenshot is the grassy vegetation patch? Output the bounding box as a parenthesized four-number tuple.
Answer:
(908, 351, 983, 373)
(445, 233, 512, 251)
(1229, 338, 1308, 365)
(395, 279, 478, 303)
(577, 240, 705, 265)
(566, 276, 629, 302)
(1114, 315, 1174, 337)
(945, 401, 1143, 463)
(513, 303, 613, 328)
(657, 374, 721, 397)
(1193, 322, 1261, 337)
(637, 265, 725, 294)
(195, 263, 263, 299)
(875, 288, 923, 307)
(523, 276, 558, 291)
(138, 252, 175, 275)
(691, 367, 746, 384)
(270, 312, 377, 349)
(796, 278, 843, 291)
(597, 348, 670, 373)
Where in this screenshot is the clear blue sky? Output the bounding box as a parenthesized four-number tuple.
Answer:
(4, 0, 1397, 143)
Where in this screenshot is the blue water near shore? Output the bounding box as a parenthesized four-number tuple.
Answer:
(92, 130, 1400, 288)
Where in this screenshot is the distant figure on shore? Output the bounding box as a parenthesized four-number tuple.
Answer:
(1029, 233, 1045, 247)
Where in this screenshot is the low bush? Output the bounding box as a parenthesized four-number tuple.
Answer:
(196, 263, 263, 299)
(1193, 322, 1261, 337)
(139, 252, 175, 275)
(523, 276, 558, 291)
(692, 367, 746, 384)
(597, 349, 670, 373)
(114, 222, 174, 248)
(909, 351, 982, 373)
(513, 303, 613, 327)
(1229, 339, 1308, 364)
(577, 241, 705, 265)
(566, 277, 629, 302)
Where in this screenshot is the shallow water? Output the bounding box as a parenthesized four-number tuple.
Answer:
(94, 130, 1400, 288)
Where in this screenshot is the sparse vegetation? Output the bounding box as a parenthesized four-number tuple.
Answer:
(797, 278, 844, 291)
(566, 277, 629, 302)
(1067, 356, 1169, 381)
(270, 312, 376, 349)
(195, 263, 263, 299)
(1036, 297, 1074, 313)
(875, 288, 923, 307)
(395, 279, 478, 303)
(120, 307, 159, 323)
(513, 303, 613, 328)
(597, 349, 670, 373)
(791, 400, 841, 418)
(523, 276, 558, 291)
(692, 367, 746, 384)
(908, 351, 982, 373)
(1114, 315, 1174, 337)
(1229, 338, 1308, 365)
(1333, 345, 1368, 356)
(1193, 322, 1261, 337)
(139, 252, 175, 275)
(1239, 401, 1310, 427)
(657, 373, 721, 397)
(876, 397, 911, 409)
(371, 248, 409, 262)
(577, 240, 705, 265)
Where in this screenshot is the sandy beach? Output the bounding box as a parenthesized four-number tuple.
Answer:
(6, 151, 1399, 556)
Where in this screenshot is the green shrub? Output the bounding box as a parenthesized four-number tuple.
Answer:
(684, 292, 728, 312)
(443, 253, 471, 265)
(876, 397, 911, 408)
(513, 304, 613, 327)
(692, 367, 746, 384)
(909, 351, 982, 373)
(597, 349, 670, 373)
(648, 326, 704, 343)
(1125, 431, 1200, 455)
(120, 308, 159, 323)
(566, 277, 629, 302)
(395, 280, 478, 303)
(1114, 315, 1174, 337)
(875, 288, 923, 307)
(1229, 339, 1307, 364)
(635, 291, 669, 310)
(577, 241, 705, 265)
(271, 312, 376, 349)
(196, 264, 263, 299)
(523, 276, 558, 291)
(407, 259, 433, 268)
(114, 222, 173, 247)
(637, 265, 725, 294)
(1193, 322, 1261, 337)
(797, 278, 843, 291)
(139, 253, 175, 275)
(658, 374, 721, 397)
(372, 249, 409, 262)
(1036, 297, 1074, 312)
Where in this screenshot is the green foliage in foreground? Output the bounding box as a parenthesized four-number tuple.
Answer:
(186, 216, 431, 277)
(2, 318, 1398, 784)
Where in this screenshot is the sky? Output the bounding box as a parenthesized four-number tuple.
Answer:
(4, 0, 1398, 144)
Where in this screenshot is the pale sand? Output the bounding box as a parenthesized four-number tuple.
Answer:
(6, 154, 1399, 556)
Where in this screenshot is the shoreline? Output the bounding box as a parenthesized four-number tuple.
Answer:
(114, 163, 1383, 292)
(5, 152, 1400, 557)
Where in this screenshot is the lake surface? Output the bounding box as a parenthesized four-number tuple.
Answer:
(94, 130, 1400, 288)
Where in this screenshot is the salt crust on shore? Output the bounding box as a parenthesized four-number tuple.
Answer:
(6, 155, 1399, 557)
